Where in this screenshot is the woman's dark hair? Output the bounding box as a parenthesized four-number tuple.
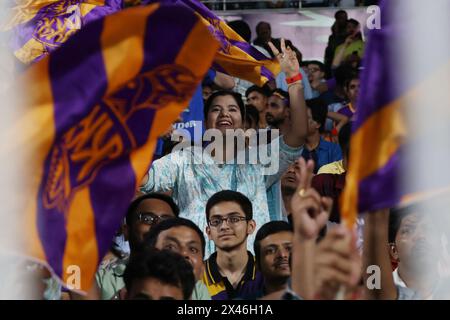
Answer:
(203, 90, 245, 121)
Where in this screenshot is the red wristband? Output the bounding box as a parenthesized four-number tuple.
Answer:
(285, 73, 302, 84)
(331, 127, 338, 136)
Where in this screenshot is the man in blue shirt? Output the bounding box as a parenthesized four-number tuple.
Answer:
(302, 98, 342, 173)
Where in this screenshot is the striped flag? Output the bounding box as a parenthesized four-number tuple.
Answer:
(340, 0, 407, 227)
(140, 0, 280, 85)
(340, 0, 450, 227)
(8, 3, 218, 291)
(2, 0, 123, 64)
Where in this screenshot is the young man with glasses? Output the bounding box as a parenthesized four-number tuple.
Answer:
(203, 190, 264, 300)
(96, 193, 179, 300)
(307, 60, 326, 98)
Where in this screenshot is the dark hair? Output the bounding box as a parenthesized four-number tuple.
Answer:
(256, 21, 271, 33)
(126, 193, 179, 227)
(254, 221, 293, 268)
(123, 248, 195, 299)
(307, 60, 326, 73)
(245, 85, 269, 98)
(389, 205, 417, 243)
(334, 64, 357, 87)
(338, 122, 352, 159)
(228, 20, 251, 42)
(244, 104, 260, 129)
(344, 72, 360, 90)
(305, 98, 328, 133)
(270, 88, 290, 106)
(205, 190, 253, 221)
(143, 217, 206, 258)
(335, 10, 348, 19)
(300, 60, 310, 68)
(347, 18, 360, 27)
(203, 90, 245, 121)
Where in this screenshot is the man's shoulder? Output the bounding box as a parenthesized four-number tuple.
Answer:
(312, 172, 345, 190)
(317, 160, 345, 175)
(320, 138, 338, 148)
(97, 256, 128, 275)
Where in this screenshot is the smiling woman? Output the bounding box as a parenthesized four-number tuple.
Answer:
(142, 40, 308, 257)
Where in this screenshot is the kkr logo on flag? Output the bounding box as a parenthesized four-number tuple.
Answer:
(11, 2, 219, 290)
(206, 17, 231, 55)
(35, 1, 82, 48)
(42, 64, 199, 213)
(5, 0, 123, 64)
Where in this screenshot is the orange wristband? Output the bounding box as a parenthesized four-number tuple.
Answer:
(286, 73, 302, 84)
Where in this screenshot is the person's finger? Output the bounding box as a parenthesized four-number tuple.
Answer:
(349, 252, 362, 286)
(295, 197, 321, 215)
(316, 266, 352, 289)
(326, 224, 348, 237)
(316, 226, 347, 247)
(300, 188, 322, 205)
(296, 157, 307, 190)
(315, 210, 331, 229)
(280, 38, 286, 53)
(318, 233, 352, 258)
(304, 159, 315, 189)
(321, 197, 333, 214)
(268, 41, 279, 56)
(294, 158, 302, 184)
(318, 280, 341, 300)
(315, 252, 353, 276)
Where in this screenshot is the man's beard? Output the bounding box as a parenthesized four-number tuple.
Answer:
(266, 115, 284, 128)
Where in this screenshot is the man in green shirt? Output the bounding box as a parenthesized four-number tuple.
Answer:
(144, 218, 212, 300)
(96, 193, 179, 300)
(333, 19, 365, 69)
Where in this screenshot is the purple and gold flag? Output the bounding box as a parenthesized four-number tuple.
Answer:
(340, 0, 450, 227)
(3, 0, 123, 64)
(340, 0, 406, 227)
(139, 0, 280, 85)
(11, 3, 218, 291)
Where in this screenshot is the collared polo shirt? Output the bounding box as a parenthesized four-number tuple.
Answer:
(203, 251, 264, 300)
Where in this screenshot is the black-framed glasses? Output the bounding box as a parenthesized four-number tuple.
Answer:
(138, 212, 172, 225)
(208, 216, 248, 228)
